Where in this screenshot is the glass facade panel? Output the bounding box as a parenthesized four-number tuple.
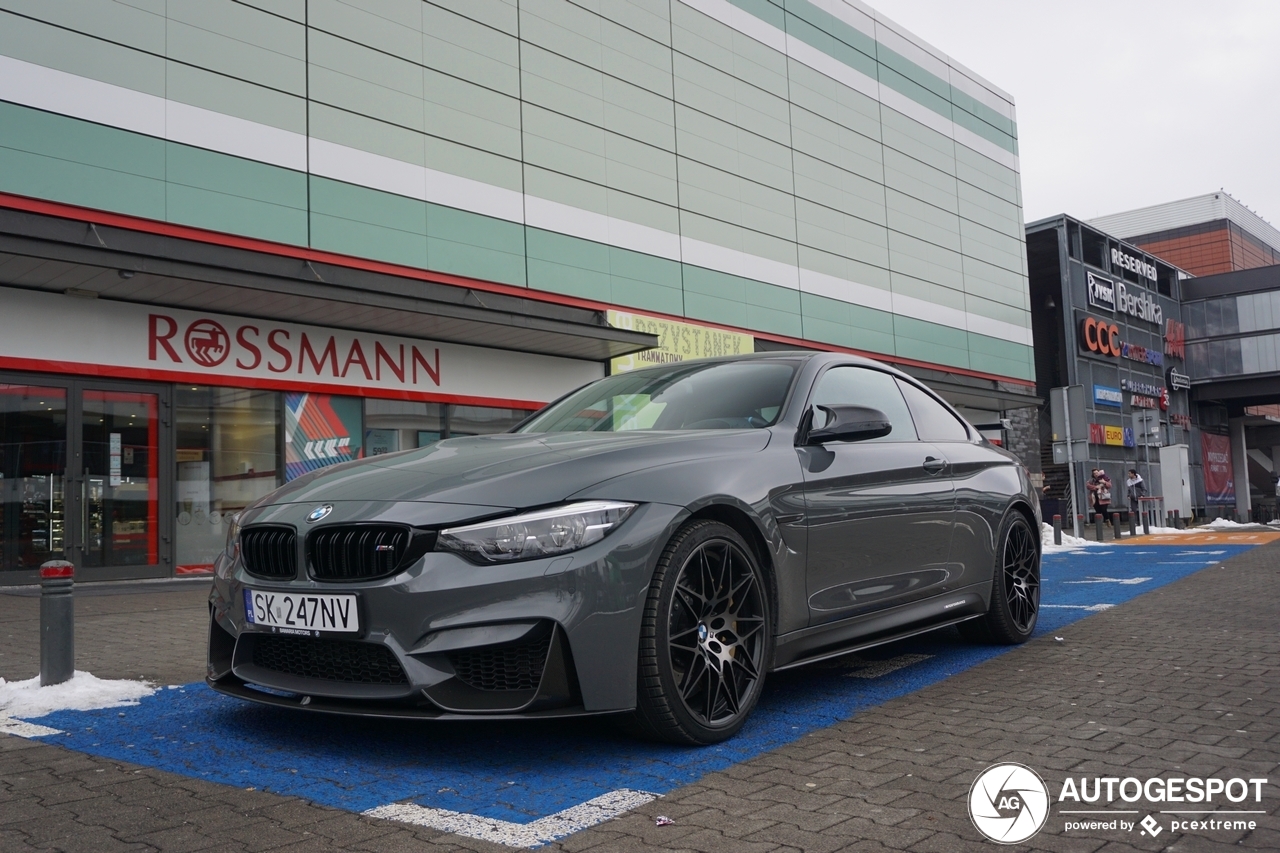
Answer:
(364, 399, 445, 453)
(448, 405, 529, 436)
(0, 384, 67, 572)
(174, 386, 280, 574)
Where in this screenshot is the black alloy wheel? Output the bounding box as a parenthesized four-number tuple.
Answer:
(629, 520, 772, 744)
(959, 512, 1040, 645)
(1001, 516, 1039, 634)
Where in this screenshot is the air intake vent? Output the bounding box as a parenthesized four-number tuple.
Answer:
(240, 526, 297, 580)
(308, 525, 424, 581)
(448, 632, 552, 691)
(251, 635, 407, 684)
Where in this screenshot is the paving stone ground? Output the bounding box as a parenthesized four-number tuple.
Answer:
(1, 542, 1277, 853)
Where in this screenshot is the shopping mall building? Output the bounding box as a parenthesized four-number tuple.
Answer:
(0, 0, 1036, 581)
(1028, 203, 1280, 524)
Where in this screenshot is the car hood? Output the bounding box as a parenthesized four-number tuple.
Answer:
(259, 430, 773, 509)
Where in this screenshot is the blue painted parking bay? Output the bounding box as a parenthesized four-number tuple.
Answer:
(10, 544, 1254, 846)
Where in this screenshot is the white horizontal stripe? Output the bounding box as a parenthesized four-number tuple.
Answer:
(365, 789, 658, 848)
(799, 267, 892, 313)
(167, 100, 305, 171)
(0, 53, 164, 138)
(877, 84, 955, 141)
(681, 235, 799, 290)
(0, 55, 305, 171)
(0, 56, 1032, 348)
(308, 138, 524, 223)
(525, 195, 681, 260)
(679, 0, 786, 52)
(966, 311, 1035, 347)
(952, 124, 1019, 172)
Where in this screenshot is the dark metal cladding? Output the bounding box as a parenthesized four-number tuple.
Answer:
(240, 526, 297, 580)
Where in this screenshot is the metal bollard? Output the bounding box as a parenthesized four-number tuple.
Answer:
(1128, 511, 1137, 538)
(1142, 508, 1150, 536)
(1052, 514, 1062, 546)
(39, 560, 75, 687)
(1113, 513, 1124, 541)
(1173, 509, 1182, 530)
(1094, 513, 1105, 542)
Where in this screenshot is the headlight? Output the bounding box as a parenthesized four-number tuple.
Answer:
(224, 512, 242, 561)
(437, 501, 637, 563)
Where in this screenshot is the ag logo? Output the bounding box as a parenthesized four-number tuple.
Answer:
(306, 504, 333, 523)
(968, 762, 1049, 844)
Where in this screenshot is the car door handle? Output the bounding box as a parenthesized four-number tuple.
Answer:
(922, 456, 946, 475)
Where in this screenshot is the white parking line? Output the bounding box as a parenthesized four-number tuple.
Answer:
(0, 715, 62, 738)
(363, 788, 659, 848)
(1041, 604, 1115, 611)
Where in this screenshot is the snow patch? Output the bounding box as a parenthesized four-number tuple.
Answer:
(1204, 517, 1251, 529)
(0, 671, 155, 719)
(1041, 523, 1105, 554)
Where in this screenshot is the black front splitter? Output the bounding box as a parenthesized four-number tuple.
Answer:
(207, 677, 623, 722)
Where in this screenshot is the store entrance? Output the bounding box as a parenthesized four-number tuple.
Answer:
(0, 376, 170, 582)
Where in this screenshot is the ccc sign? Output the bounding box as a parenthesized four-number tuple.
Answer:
(1080, 316, 1120, 357)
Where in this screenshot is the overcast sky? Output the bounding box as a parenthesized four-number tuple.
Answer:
(867, 0, 1280, 228)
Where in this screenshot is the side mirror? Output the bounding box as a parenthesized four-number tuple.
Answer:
(805, 405, 892, 444)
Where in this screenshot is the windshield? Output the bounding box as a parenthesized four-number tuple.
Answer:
(517, 360, 798, 433)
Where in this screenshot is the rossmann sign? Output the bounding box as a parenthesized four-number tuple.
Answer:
(0, 289, 602, 406)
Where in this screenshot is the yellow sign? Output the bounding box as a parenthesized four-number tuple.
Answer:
(607, 310, 754, 374)
(1103, 425, 1125, 446)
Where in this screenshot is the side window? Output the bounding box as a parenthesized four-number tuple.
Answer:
(895, 379, 970, 442)
(809, 367, 917, 442)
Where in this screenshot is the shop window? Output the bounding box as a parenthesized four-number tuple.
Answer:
(363, 400, 529, 453)
(364, 400, 444, 455)
(284, 392, 363, 481)
(447, 405, 530, 437)
(0, 385, 67, 572)
(174, 387, 280, 574)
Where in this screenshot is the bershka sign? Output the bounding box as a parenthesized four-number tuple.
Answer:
(0, 289, 603, 406)
(1111, 247, 1158, 282)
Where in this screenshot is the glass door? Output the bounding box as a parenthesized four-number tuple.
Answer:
(0, 375, 171, 581)
(75, 388, 164, 575)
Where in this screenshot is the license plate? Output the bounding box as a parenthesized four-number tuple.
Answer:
(244, 589, 359, 634)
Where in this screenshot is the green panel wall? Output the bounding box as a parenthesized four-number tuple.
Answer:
(0, 0, 1033, 381)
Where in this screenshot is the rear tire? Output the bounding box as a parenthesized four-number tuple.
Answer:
(627, 520, 772, 745)
(964, 512, 1040, 645)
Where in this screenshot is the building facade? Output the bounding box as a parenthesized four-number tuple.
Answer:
(0, 0, 1035, 581)
(1029, 211, 1280, 523)
(1089, 192, 1280, 277)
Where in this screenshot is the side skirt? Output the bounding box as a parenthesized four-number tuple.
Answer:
(771, 583, 990, 672)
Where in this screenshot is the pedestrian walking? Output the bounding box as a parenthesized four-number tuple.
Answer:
(1125, 468, 1146, 505)
(1087, 468, 1113, 523)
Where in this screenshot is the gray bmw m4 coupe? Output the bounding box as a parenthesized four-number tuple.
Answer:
(208, 352, 1041, 744)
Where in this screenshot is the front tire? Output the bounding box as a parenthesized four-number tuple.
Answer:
(960, 512, 1040, 644)
(628, 520, 772, 745)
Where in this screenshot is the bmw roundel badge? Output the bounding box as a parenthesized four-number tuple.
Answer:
(307, 504, 333, 523)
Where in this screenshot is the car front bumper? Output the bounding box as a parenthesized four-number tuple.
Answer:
(208, 501, 683, 717)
